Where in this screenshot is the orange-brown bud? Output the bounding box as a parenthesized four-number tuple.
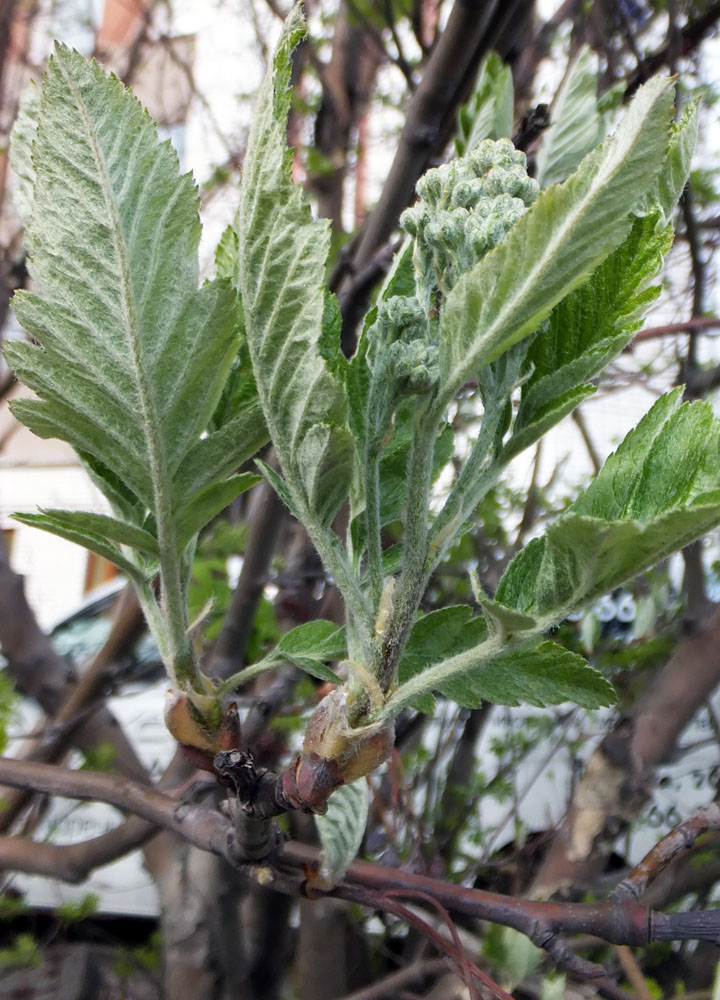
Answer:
(164, 690, 216, 752)
(281, 688, 394, 812)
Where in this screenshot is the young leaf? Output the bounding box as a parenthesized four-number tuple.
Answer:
(215, 225, 238, 281)
(315, 780, 369, 889)
(536, 46, 603, 189)
(6, 45, 253, 674)
(171, 404, 268, 510)
(503, 212, 673, 460)
(438, 640, 614, 710)
(12, 512, 148, 584)
(397, 606, 486, 712)
(392, 607, 613, 716)
(174, 473, 261, 552)
(236, 7, 354, 529)
(497, 390, 720, 618)
(275, 620, 347, 660)
(455, 51, 513, 156)
(437, 76, 675, 408)
(21, 508, 159, 555)
(634, 101, 699, 223)
(8, 80, 39, 227)
(243, 620, 347, 683)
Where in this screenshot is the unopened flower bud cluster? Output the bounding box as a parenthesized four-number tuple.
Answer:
(400, 138, 539, 304)
(369, 294, 438, 409)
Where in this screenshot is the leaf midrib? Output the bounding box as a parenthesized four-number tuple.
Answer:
(55, 54, 182, 648)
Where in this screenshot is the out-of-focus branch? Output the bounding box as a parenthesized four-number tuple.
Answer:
(532, 606, 720, 895)
(632, 317, 720, 342)
(0, 581, 147, 831)
(3, 758, 720, 960)
(624, 2, 720, 95)
(0, 815, 157, 883)
(337, 0, 534, 330)
(0, 756, 240, 863)
(205, 478, 285, 681)
(513, 0, 582, 100)
(572, 408, 601, 475)
(614, 800, 720, 902)
(337, 958, 449, 1000)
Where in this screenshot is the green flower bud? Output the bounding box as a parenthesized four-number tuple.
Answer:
(401, 138, 539, 304)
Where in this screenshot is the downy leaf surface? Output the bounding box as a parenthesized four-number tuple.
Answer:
(8, 80, 39, 228)
(236, 7, 354, 527)
(315, 780, 369, 888)
(497, 389, 720, 618)
(535, 46, 603, 189)
(395, 606, 612, 714)
(273, 620, 346, 683)
(7, 47, 262, 574)
(503, 212, 673, 460)
(634, 101, 698, 223)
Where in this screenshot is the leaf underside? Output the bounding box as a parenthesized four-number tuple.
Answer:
(7, 46, 264, 574)
(236, 8, 354, 528)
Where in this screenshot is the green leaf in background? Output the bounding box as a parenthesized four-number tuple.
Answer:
(497, 390, 720, 618)
(273, 620, 346, 683)
(503, 211, 673, 460)
(437, 76, 675, 408)
(535, 46, 603, 189)
(455, 51, 513, 156)
(8, 80, 39, 228)
(236, 6, 354, 528)
(315, 780, 369, 889)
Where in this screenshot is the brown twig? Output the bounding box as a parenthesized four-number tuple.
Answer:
(0, 584, 147, 832)
(614, 945, 654, 1000)
(614, 800, 720, 902)
(623, 2, 720, 96)
(0, 815, 157, 883)
(2, 757, 720, 963)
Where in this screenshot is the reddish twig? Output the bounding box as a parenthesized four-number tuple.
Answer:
(631, 317, 720, 343)
(385, 889, 485, 1000)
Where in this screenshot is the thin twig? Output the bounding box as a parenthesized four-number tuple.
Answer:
(614, 799, 720, 902)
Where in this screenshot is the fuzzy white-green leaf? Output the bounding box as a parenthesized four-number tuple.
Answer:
(634, 100, 699, 223)
(536, 46, 603, 188)
(455, 51, 513, 155)
(315, 780, 369, 888)
(497, 390, 720, 618)
(504, 211, 673, 460)
(9, 80, 39, 227)
(236, 7, 354, 529)
(391, 606, 613, 716)
(6, 46, 261, 674)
